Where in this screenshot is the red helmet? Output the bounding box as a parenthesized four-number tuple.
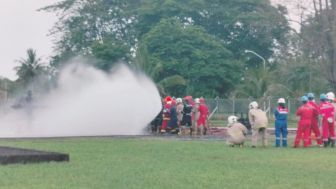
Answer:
(184, 96, 193, 104)
(200, 97, 205, 104)
(164, 96, 172, 103)
(184, 95, 192, 100)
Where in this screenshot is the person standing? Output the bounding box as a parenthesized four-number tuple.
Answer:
(307, 93, 323, 146)
(151, 105, 163, 133)
(182, 96, 193, 135)
(168, 99, 178, 133)
(294, 96, 316, 148)
(274, 98, 288, 147)
(326, 92, 336, 119)
(227, 115, 248, 147)
(175, 98, 184, 133)
(161, 96, 172, 133)
(192, 98, 200, 136)
(327, 92, 336, 146)
(248, 101, 268, 147)
(319, 93, 335, 147)
(197, 97, 209, 135)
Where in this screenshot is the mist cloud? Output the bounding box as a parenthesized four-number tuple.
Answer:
(0, 61, 161, 137)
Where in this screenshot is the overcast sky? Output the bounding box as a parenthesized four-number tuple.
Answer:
(0, 0, 311, 80)
(0, 0, 57, 80)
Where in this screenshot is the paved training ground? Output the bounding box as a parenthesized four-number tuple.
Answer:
(0, 146, 69, 165)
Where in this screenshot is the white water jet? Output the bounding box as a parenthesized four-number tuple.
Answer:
(0, 62, 162, 138)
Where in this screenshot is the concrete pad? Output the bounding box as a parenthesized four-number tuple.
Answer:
(0, 146, 69, 165)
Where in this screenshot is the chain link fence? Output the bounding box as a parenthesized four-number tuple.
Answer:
(0, 92, 304, 126)
(206, 97, 302, 123)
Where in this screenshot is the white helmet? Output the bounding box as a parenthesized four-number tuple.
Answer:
(194, 98, 200, 104)
(326, 92, 335, 101)
(249, 101, 258, 109)
(176, 98, 182, 103)
(228, 116, 238, 124)
(278, 98, 285, 104)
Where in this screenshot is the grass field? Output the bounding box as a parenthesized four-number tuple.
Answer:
(0, 137, 335, 189)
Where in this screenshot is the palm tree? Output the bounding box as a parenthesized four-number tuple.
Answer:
(233, 68, 292, 98)
(275, 57, 328, 96)
(15, 48, 46, 86)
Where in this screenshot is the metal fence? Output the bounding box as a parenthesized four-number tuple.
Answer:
(0, 93, 303, 122)
(205, 97, 302, 121)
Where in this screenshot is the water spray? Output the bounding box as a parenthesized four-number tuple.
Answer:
(0, 61, 162, 138)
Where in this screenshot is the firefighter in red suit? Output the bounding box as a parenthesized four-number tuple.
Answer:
(319, 93, 335, 147)
(307, 93, 323, 146)
(294, 96, 316, 148)
(161, 96, 172, 133)
(197, 98, 209, 135)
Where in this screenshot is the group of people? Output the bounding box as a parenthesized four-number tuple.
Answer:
(294, 92, 335, 148)
(226, 101, 268, 148)
(152, 91, 336, 148)
(227, 91, 336, 148)
(152, 96, 209, 136)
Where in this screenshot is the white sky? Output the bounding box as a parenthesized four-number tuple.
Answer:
(0, 0, 58, 80)
(271, 0, 314, 31)
(0, 0, 311, 80)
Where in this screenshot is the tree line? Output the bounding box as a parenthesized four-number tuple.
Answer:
(2, 0, 336, 99)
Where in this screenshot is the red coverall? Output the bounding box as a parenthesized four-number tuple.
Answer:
(197, 104, 209, 128)
(307, 101, 322, 145)
(295, 103, 316, 147)
(319, 101, 335, 142)
(161, 103, 171, 130)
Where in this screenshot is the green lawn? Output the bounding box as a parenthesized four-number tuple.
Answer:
(0, 137, 335, 189)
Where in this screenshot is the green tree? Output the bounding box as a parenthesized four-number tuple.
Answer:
(298, 0, 336, 90)
(41, 0, 139, 69)
(138, 18, 242, 97)
(42, 0, 290, 97)
(43, 0, 289, 69)
(15, 48, 47, 86)
(233, 67, 290, 98)
(91, 38, 130, 70)
(136, 0, 290, 68)
(274, 55, 329, 96)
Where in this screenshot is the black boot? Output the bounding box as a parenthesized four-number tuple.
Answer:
(203, 127, 207, 135)
(324, 141, 329, 147)
(331, 140, 335, 148)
